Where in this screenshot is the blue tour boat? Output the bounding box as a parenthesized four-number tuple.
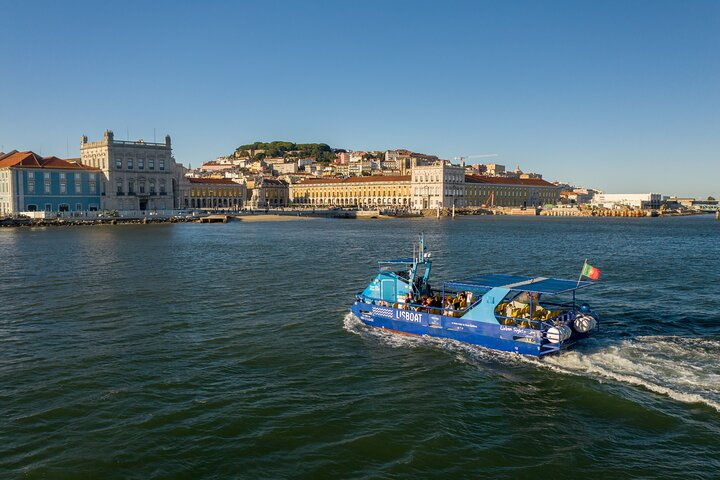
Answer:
(351, 236, 600, 356)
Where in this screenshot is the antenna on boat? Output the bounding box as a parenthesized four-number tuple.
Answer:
(420, 233, 425, 261)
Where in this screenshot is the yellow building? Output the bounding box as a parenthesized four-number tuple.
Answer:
(248, 177, 289, 207)
(464, 174, 560, 207)
(188, 177, 246, 210)
(290, 175, 411, 207)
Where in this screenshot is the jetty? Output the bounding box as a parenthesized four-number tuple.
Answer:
(199, 214, 230, 223)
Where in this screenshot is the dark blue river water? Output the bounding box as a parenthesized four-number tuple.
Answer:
(1, 215, 719, 479)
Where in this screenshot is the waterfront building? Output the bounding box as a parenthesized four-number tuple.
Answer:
(664, 196, 696, 208)
(187, 177, 246, 210)
(464, 175, 561, 207)
(247, 177, 289, 208)
(289, 175, 411, 208)
(560, 188, 596, 205)
(80, 130, 188, 211)
(592, 193, 662, 210)
(691, 200, 719, 211)
(0, 151, 101, 215)
(411, 162, 466, 210)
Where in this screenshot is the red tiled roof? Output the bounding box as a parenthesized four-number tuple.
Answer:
(188, 177, 241, 185)
(0, 150, 18, 161)
(299, 175, 410, 185)
(464, 174, 555, 187)
(0, 151, 100, 170)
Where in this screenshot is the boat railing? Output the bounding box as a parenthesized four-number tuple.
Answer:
(355, 294, 471, 316)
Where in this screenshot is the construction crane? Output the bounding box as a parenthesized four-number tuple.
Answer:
(453, 153, 499, 166)
(482, 191, 495, 208)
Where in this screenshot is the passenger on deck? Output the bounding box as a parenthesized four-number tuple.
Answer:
(432, 294, 441, 307)
(416, 295, 428, 312)
(403, 292, 413, 310)
(430, 294, 442, 314)
(423, 296, 434, 312)
(458, 294, 468, 312)
(466, 291, 475, 305)
(450, 295, 461, 316)
(508, 292, 545, 317)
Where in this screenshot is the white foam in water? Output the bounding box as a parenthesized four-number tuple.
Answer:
(535, 336, 720, 412)
(344, 314, 720, 412)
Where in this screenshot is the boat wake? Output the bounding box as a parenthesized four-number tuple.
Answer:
(343, 313, 720, 412)
(533, 336, 720, 412)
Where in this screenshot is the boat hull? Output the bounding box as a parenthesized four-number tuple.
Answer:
(351, 302, 591, 356)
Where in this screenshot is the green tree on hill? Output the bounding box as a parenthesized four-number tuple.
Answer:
(234, 141, 336, 164)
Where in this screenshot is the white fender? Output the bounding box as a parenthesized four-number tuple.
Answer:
(574, 314, 598, 333)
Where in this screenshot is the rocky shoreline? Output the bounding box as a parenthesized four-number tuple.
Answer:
(0, 216, 196, 228)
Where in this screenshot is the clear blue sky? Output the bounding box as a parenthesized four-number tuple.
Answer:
(1, 0, 718, 197)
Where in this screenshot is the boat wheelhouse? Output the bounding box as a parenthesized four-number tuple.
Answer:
(350, 237, 599, 356)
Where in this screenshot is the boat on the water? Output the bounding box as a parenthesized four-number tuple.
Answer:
(350, 236, 600, 356)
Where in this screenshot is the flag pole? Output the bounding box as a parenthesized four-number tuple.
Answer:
(577, 258, 587, 287)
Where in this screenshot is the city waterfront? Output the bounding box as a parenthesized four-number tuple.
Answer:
(1, 215, 719, 478)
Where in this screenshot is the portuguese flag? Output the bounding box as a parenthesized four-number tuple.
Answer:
(581, 261, 601, 280)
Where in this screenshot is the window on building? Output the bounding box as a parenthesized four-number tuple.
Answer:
(44, 173, 51, 193)
(27, 204, 37, 211)
(159, 179, 166, 194)
(60, 181, 67, 194)
(27, 175, 35, 194)
(149, 159, 155, 169)
(128, 180, 135, 195)
(45, 203, 52, 212)
(89, 175, 96, 193)
(89, 204, 98, 211)
(59, 204, 69, 212)
(128, 159, 134, 169)
(75, 203, 82, 211)
(138, 159, 144, 170)
(116, 159, 122, 169)
(116, 181, 123, 195)
(139, 182, 145, 194)
(150, 179, 156, 194)
(75, 178, 81, 193)
(159, 159, 165, 170)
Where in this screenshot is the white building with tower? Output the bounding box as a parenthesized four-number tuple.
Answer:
(80, 130, 189, 211)
(410, 161, 466, 210)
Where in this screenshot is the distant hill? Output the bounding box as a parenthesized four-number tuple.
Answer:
(234, 141, 340, 164)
